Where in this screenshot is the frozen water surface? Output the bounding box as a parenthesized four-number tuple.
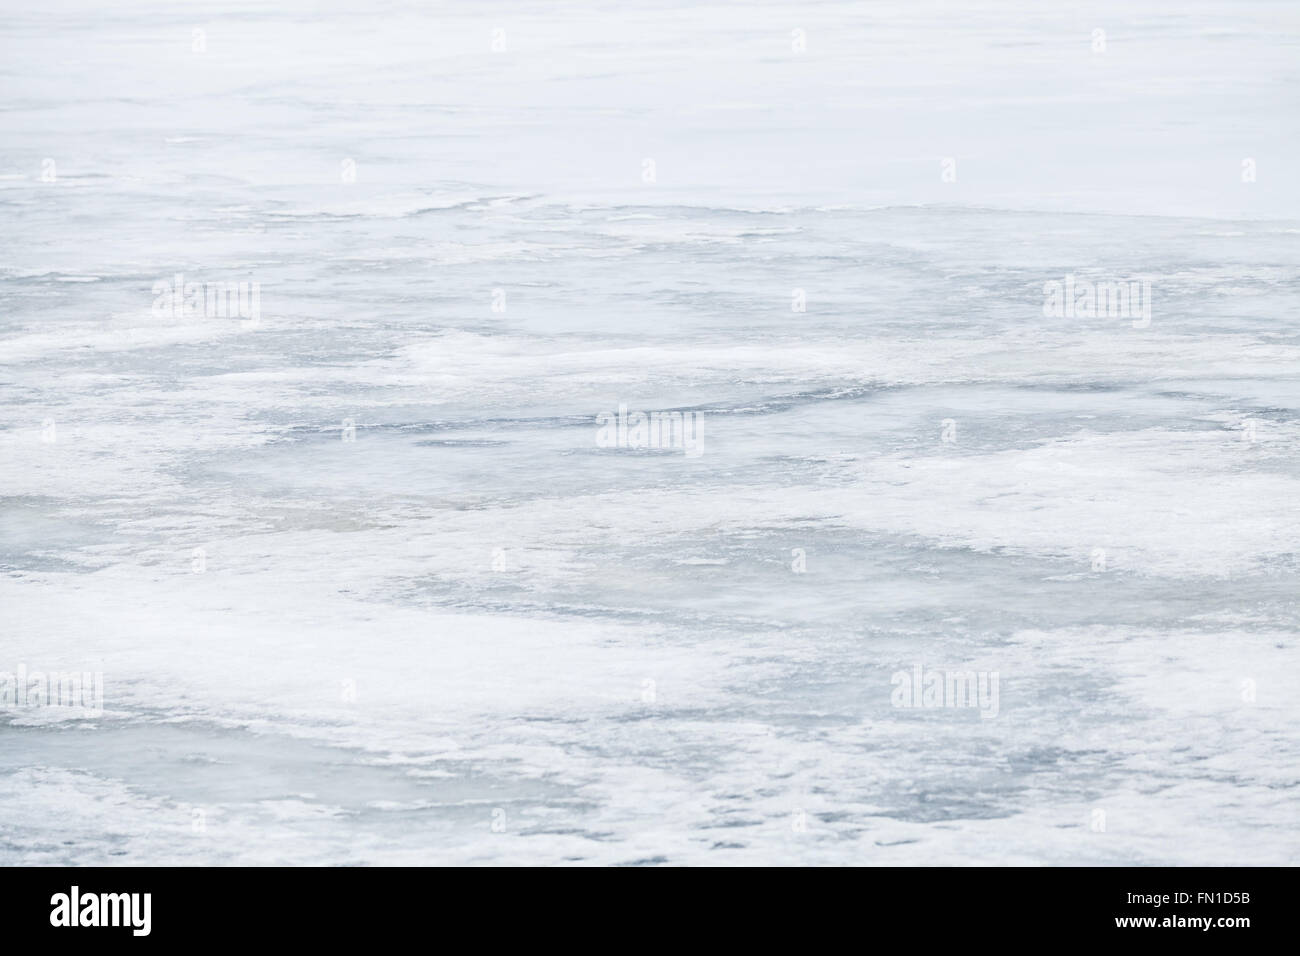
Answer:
(1, 0, 1298, 864)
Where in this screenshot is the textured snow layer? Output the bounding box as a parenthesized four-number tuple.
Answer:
(2, 0, 1298, 865)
